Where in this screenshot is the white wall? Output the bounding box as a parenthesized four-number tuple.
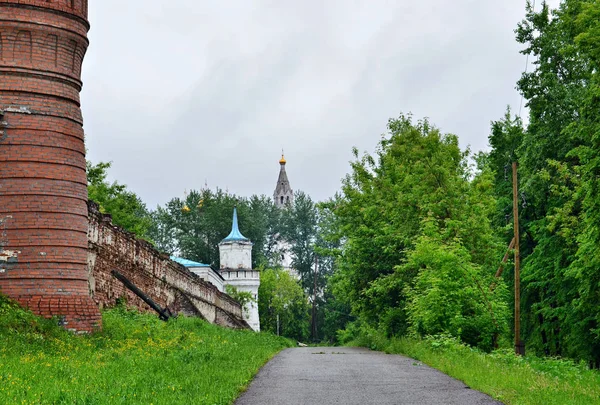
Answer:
(219, 241, 252, 269)
(188, 266, 224, 292)
(222, 270, 260, 331)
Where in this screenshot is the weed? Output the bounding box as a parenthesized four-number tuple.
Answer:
(349, 332, 600, 405)
(0, 294, 292, 405)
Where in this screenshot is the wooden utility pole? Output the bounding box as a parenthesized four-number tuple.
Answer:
(512, 162, 524, 355)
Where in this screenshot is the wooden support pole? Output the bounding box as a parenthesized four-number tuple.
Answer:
(513, 162, 524, 355)
(495, 237, 516, 279)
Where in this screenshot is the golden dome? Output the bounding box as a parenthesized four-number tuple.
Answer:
(181, 205, 191, 214)
(279, 153, 287, 164)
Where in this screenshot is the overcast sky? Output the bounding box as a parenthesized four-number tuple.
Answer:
(81, 0, 561, 209)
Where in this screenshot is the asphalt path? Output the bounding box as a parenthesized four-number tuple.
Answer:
(236, 347, 503, 405)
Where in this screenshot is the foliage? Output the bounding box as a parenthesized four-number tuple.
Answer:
(225, 285, 255, 313)
(350, 333, 600, 405)
(482, 0, 600, 365)
(281, 191, 319, 293)
(0, 294, 292, 405)
(329, 114, 506, 349)
(320, 285, 353, 344)
(258, 267, 310, 342)
(148, 188, 281, 268)
(279, 192, 343, 341)
(87, 161, 153, 240)
(403, 219, 510, 351)
(563, 0, 600, 366)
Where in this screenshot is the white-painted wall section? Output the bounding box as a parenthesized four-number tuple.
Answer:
(221, 269, 260, 331)
(188, 266, 225, 292)
(219, 241, 252, 270)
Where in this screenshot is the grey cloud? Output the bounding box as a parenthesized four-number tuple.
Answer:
(81, 0, 561, 208)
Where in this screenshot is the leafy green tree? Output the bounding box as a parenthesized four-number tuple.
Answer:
(404, 218, 510, 351)
(320, 271, 354, 344)
(561, 0, 600, 365)
(149, 188, 280, 268)
(488, 0, 600, 364)
(330, 114, 506, 347)
(87, 161, 152, 239)
(147, 206, 177, 253)
(280, 191, 342, 341)
(258, 267, 309, 341)
(281, 191, 319, 292)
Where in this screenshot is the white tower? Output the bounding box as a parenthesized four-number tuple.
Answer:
(219, 208, 260, 331)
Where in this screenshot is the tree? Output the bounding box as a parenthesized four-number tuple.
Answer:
(147, 206, 177, 253)
(281, 191, 319, 292)
(491, 0, 600, 364)
(280, 191, 340, 340)
(258, 267, 310, 341)
(329, 114, 506, 347)
(87, 161, 152, 240)
(561, 0, 600, 365)
(404, 218, 509, 351)
(148, 188, 281, 268)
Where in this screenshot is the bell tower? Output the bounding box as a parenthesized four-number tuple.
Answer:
(273, 152, 293, 208)
(0, 0, 101, 332)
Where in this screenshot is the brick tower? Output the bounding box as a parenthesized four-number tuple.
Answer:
(0, 0, 101, 332)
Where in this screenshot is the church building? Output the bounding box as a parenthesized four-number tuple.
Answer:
(172, 208, 260, 331)
(170, 153, 300, 331)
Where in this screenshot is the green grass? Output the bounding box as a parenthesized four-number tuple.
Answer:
(0, 294, 292, 405)
(352, 333, 600, 405)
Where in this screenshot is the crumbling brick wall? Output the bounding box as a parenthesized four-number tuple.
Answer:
(87, 202, 248, 329)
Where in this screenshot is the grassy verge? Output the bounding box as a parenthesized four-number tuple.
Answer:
(0, 294, 292, 405)
(350, 333, 600, 405)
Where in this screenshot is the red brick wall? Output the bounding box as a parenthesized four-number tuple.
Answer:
(87, 202, 248, 329)
(0, 0, 100, 332)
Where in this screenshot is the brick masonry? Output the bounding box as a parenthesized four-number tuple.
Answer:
(88, 202, 249, 329)
(0, 0, 100, 332)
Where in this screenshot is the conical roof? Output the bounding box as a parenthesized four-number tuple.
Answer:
(274, 155, 292, 196)
(221, 207, 249, 242)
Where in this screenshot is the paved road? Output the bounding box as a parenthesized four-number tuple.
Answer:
(236, 347, 502, 405)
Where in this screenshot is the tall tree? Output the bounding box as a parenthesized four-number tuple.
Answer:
(562, 0, 600, 365)
(498, 0, 600, 363)
(87, 161, 152, 240)
(330, 114, 506, 345)
(281, 191, 319, 293)
(148, 188, 280, 268)
(258, 267, 310, 341)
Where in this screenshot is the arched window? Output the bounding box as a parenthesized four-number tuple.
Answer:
(280, 196, 284, 204)
(286, 196, 290, 203)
